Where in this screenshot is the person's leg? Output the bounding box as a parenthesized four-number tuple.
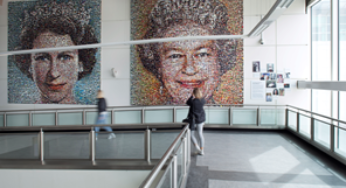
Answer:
(196, 122, 205, 154)
(190, 130, 201, 152)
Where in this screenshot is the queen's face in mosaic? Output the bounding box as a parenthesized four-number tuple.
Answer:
(158, 23, 221, 104)
(31, 31, 82, 104)
(14, 1, 99, 104)
(138, 0, 238, 105)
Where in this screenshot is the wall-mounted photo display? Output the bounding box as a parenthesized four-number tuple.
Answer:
(266, 80, 276, 88)
(277, 74, 284, 83)
(285, 69, 291, 78)
(266, 92, 272, 102)
(279, 88, 285, 96)
(253, 61, 261, 72)
(130, 0, 244, 105)
(7, 0, 101, 104)
(260, 73, 270, 80)
(270, 73, 276, 81)
(267, 64, 274, 72)
(284, 83, 291, 90)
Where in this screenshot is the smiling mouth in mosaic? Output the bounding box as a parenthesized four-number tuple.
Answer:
(176, 78, 208, 89)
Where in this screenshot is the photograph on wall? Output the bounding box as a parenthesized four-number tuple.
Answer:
(260, 73, 270, 80)
(270, 73, 276, 81)
(272, 88, 279, 97)
(277, 74, 284, 83)
(7, 0, 101, 104)
(266, 80, 276, 88)
(130, 0, 244, 105)
(267, 63, 274, 72)
(253, 61, 260, 72)
(266, 92, 272, 102)
(285, 69, 291, 78)
(284, 83, 291, 90)
(279, 88, 285, 96)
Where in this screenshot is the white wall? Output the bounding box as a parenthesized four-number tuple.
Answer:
(0, 0, 311, 111)
(243, 0, 311, 110)
(0, 169, 150, 188)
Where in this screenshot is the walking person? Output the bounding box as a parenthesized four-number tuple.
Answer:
(186, 88, 206, 155)
(95, 90, 116, 140)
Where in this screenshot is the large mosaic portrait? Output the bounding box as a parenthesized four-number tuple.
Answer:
(131, 0, 243, 105)
(8, 0, 101, 104)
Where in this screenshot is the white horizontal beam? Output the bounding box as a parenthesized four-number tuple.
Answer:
(298, 81, 346, 91)
(0, 35, 246, 57)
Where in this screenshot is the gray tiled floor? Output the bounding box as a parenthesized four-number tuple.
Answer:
(186, 131, 346, 188)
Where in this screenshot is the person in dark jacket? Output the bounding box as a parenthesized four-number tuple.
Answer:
(95, 90, 116, 140)
(186, 88, 206, 155)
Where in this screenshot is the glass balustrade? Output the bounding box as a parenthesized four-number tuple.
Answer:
(288, 111, 297, 130)
(0, 133, 39, 159)
(32, 113, 55, 126)
(44, 132, 90, 159)
(232, 109, 257, 125)
(0, 114, 3, 127)
(7, 114, 29, 127)
(335, 127, 346, 157)
(156, 161, 173, 188)
(96, 132, 145, 159)
(314, 120, 330, 148)
(58, 112, 83, 125)
(86, 111, 112, 125)
(145, 110, 173, 123)
(114, 110, 142, 124)
(151, 132, 179, 159)
(206, 108, 229, 124)
(299, 115, 311, 138)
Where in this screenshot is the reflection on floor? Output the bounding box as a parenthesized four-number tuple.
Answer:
(186, 131, 346, 188)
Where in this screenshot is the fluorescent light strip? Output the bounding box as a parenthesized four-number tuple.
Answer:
(248, 0, 295, 37)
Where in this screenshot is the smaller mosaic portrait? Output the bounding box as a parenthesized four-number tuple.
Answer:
(8, 0, 101, 104)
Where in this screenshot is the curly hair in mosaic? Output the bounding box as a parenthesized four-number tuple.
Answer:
(15, 1, 99, 80)
(138, 0, 238, 81)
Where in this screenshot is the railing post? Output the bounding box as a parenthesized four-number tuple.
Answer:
(142, 109, 145, 124)
(111, 110, 114, 124)
(82, 110, 85, 125)
(330, 124, 335, 153)
(311, 117, 315, 141)
(172, 155, 178, 188)
(90, 127, 95, 162)
(4, 113, 6, 127)
(145, 128, 151, 164)
(229, 106, 232, 126)
(182, 137, 187, 175)
(39, 128, 44, 162)
(187, 129, 191, 163)
(285, 108, 288, 129)
(257, 107, 261, 126)
(55, 111, 58, 126)
(173, 108, 176, 123)
(29, 111, 32, 126)
(296, 111, 300, 133)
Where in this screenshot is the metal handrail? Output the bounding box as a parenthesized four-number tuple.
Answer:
(0, 104, 288, 113)
(139, 125, 189, 188)
(287, 105, 346, 125)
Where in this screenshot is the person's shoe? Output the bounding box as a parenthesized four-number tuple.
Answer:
(108, 133, 116, 139)
(199, 149, 204, 155)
